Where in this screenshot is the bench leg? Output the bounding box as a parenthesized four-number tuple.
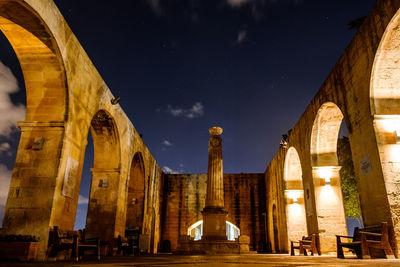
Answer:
(361, 234, 371, 259)
(73, 236, 79, 262)
(300, 244, 307, 256)
(290, 243, 295, 256)
(383, 243, 395, 259)
(337, 246, 344, 258)
(97, 239, 101, 261)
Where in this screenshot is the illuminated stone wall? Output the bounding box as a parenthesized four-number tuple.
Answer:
(161, 173, 266, 252)
(0, 0, 163, 259)
(265, 0, 400, 256)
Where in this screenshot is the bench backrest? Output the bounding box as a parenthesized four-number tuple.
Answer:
(48, 226, 77, 246)
(353, 223, 386, 242)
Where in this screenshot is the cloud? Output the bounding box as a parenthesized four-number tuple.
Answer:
(226, 0, 304, 20)
(162, 140, 173, 146)
(162, 164, 185, 174)
(165, 102, 204, 119)
(162, 166, 179, 174)
(146, 0, 163, 15)
(0, 61, 25, 137)
(237, 30, 247, 44)
(0, 142, 10, 153)
(227, 0, 253, 6)
(78, 195, 89, 205)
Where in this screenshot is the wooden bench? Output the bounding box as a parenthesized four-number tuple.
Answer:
(117, 235, 132, 255)
(290, 234, 320, 256)
(48, 226, 100, 261)
(336, 222, 394, 259)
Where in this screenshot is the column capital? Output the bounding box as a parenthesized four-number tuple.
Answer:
(90, 168, 120, 174)
(17, 121, 65, 131)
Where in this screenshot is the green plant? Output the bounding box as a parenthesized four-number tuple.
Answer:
(337, 136, 362, 225)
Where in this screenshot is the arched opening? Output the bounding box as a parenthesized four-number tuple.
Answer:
(310, 102, 362, 253)
(82, 110, 121, 241)
(126, 152, 145, 231)
(0, 31, 26, 228)
(187, 220, 240, 241)
(284, 147, 307, 246)
(73, 131, 93, 230)
(0, 1, 68, 254)
(0, 1, 67, 122)
(370, 7, 400, 252)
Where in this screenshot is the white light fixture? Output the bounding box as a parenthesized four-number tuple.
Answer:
(324, 176, 331, 185)
(285, 189, 303, 204)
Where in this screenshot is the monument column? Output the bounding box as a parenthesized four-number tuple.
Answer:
(202, 126, 228, 239)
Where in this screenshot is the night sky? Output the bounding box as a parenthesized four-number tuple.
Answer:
(0, 0, 376, 228)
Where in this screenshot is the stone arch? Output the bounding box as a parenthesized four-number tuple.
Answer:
(0, 0, 68, 259)
(84, 109, 121, 241)
(0, 1, 67, 121)
(310, 102, 347, 253)
(284, 147, 307, 246)
(370, 6, 400, 253)
(310, 102, 343, 167)
(126, 152, 146, 230)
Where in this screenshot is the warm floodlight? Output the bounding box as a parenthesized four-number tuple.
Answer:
(316, 167, 332, 185)
(324, 176, 331, 185)
(285, 189, 303, 204)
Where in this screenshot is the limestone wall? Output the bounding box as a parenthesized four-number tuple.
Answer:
(0, 0, 164, 258)
(162, 173, 266, 252)
(264, 0, 400, 255)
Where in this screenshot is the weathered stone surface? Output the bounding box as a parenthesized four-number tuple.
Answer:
(162, 173, 265, 252)
(265, 0, 400, 257)
(0, 0, 163, 259)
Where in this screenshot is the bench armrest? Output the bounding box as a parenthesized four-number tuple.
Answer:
(58, 236, 74, 239)
(82, 237, 99, 241)
(359, 231, 382, 237)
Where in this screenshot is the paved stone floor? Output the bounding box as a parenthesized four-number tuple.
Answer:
(1, 254, 400, 267)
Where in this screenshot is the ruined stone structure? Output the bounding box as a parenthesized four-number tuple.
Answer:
(0, 0, 164, 259)
(2, 0, 400, 260)
(162, 173, 265, 252)
(266, 0, 400, 257)
(172, 127, 250, 254)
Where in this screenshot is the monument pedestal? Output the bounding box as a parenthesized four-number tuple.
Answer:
(178, 235, 250, 254)
(177, 127, 250, 254)
(202, 207, 228, 240)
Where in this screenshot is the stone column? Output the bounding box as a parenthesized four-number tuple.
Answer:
(202, 127, 228, 240)
(312, 166, 347, 254)
(2, 121, 65, 260)
(85, 168, 121, 242)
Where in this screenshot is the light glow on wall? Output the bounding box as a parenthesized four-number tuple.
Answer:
(187, 220, 240, 241)
(285, 189, 303, 203)
(314, 166, 334, 185)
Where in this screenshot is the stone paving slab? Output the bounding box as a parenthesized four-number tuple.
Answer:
(1, 254, 400, 267)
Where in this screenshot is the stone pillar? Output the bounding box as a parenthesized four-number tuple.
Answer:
(1, 121, 65, 260)
(312, 166, 347, 254)
(85, 168, 121, 241)
(202, 127, 228, 240)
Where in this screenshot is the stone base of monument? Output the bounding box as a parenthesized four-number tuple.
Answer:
(202, 207, 228, 239)
(177, 235, 250, 254)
